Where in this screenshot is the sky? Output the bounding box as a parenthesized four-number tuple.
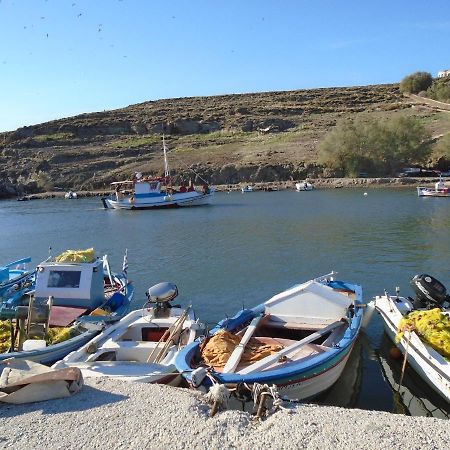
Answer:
(0, 0, 449, 132)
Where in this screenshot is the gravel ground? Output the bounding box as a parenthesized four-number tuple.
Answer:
(1, 379, 447, 450)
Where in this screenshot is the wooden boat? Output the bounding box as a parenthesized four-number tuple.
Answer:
(0, 257, 35, 306)
(175, 272, 364, 399)
(295, 181, 314, 191)
(102, 136, 214, 210)
(417, 176, 450, 197)
(53, 282, 202, 385)
(370, 274, 450, 405)
(0, 248, 133, 364)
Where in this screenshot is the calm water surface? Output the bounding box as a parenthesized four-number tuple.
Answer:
(1, 189, 449, 415)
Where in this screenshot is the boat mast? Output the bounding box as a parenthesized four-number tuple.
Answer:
(163, 134, 170, 178)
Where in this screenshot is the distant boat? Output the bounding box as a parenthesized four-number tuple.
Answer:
(102, 136, 214, 210)
(417, 176, 450, 197)
(241, 185, 253, 193)
(64, 191, 77, 199)
(295, 181, 314, 191)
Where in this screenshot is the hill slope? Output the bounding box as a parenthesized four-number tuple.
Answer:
(1, 83, 448, 197)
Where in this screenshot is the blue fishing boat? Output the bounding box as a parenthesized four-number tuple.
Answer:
(0, 257, 36, 306)
(0, 249, 133, 364)
(175, 273, 364, 399)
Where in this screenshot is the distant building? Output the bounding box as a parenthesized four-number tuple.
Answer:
(437, 69, 450, 78)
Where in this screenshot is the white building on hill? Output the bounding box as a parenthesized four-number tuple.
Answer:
(437, 69, 450, 78)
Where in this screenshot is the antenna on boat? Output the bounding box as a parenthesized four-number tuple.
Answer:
(162, 133, 172, 191)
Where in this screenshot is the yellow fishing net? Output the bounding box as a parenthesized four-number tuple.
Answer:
(55, 248, 95, 263)
(200, 329, 283, 368)
(396, 308, 450, 359)
(0, 320, 74, 353)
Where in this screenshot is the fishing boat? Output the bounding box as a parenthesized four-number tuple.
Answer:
(53, 282, 202, 385)
(0, 257, 35, 306)
(370, 274, 450, 404)
(295, 181, 314, 191)
(175, 272, 364, 399)
(241, 185, 253, 193)
(417, 176, 450, 197)
(0, 248, 133, 364)
(64, 191, 77, 199)
(101, 136, 214, 210)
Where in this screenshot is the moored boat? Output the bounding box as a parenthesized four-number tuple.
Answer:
(241, 185, 253, 193)
(175, 272, 364, 399)
(0, 257, 35, 306)
(64, 191, 78, 199)
(0, 248, 133, 364)
(102, 136, 214, 210)
(417, 176, 450, 197)
(295, 181, 314, 191)
(370, 274, 450, 404)
(53, 282, 203, 385)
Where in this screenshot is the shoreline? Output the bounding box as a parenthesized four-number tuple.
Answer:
(1, 378, 447, 449)
(4, 177, 447, 201)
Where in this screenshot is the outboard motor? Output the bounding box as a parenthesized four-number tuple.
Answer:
(145, 282, 179, 317)
(410, 274, 450, 309)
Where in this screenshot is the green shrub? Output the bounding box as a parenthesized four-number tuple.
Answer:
(426, 78, 450, 102)
(400, 72, 433, 94)
(318, 115, 431, 176)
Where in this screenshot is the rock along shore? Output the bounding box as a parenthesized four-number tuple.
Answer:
(0, 378, 447, 450)
(3, 177, 446, 201)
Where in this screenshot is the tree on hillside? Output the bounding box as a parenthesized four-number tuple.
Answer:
(400, 71, 433, 94)
(432, 133, 450, 169)
(318, 115, 431, 177)
(426, 78, 450, 102)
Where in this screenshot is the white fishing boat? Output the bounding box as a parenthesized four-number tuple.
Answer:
(370, 274, 450, 404)
(0, 248, 133, 364)
(176, 272, 364, 399)
(102, 136, 214, 210)
(54, 282, 202, 385)
(295, 181, 314, 191)
(417, 176, 450, 197)
(241, 185, 253, 193)
(64, 191, 77, 199)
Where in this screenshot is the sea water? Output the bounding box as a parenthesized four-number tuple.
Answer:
(1, 189, 449, 415)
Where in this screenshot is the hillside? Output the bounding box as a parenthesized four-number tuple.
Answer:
(1, 83, 449, 197)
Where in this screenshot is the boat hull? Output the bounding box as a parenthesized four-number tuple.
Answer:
(374, 296, 450, 404)
(417, 187, 450, 197)
(176, 277, 363, 400)
(102, 191, 214, 210)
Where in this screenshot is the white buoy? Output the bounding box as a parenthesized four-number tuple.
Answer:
(363, 192, 368, 196)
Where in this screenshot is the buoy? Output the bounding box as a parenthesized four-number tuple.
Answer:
(389, 347, 402, 359)
(363, 192, 368, 196)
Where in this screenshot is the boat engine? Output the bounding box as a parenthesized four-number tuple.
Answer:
(145, 282, 180, 317)
(410, 274, 450, 309)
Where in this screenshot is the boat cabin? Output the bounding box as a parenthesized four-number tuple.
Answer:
(35, 259, 105, 309)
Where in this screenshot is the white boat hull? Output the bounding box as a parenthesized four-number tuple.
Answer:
(374, 295, 450, 404)
(103, 191, 214, 210)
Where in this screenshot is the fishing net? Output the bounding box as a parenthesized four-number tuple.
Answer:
(0, 320, 74, 353)
(200, 329, 283, 368)
(55, 248, 95, 263)
(396, 308, 450, 359)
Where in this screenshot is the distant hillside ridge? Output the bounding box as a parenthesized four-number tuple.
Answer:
(1, 82, 446, 198)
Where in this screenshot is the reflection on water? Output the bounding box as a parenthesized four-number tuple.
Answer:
(1, 189, 449, 415)
(376, 334, 450, 419)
